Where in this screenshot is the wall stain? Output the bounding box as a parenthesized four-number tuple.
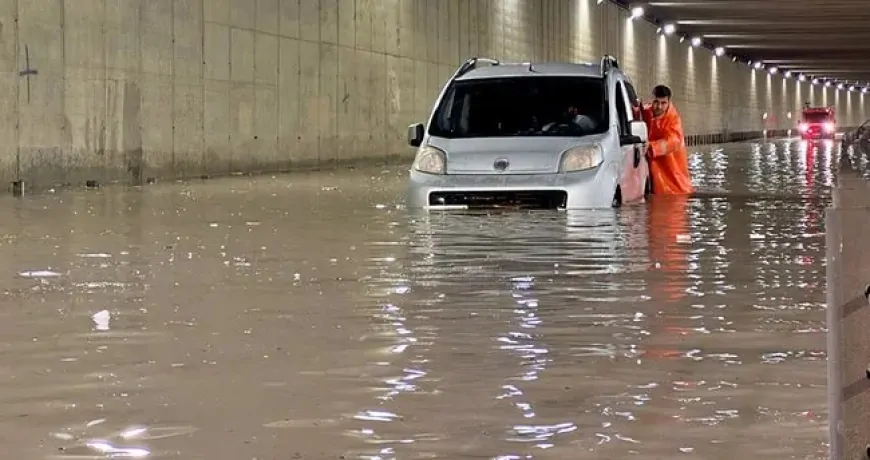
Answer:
(123, 82, 143, 185)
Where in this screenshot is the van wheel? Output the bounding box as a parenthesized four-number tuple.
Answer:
(612, 185, 623, 208)
(644, 178, 652, 199)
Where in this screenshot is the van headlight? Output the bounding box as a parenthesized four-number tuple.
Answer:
(560, 144, 603, 172)
(412, 146, 447, 174)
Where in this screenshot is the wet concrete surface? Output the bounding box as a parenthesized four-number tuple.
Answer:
(0, 139, 837, 459)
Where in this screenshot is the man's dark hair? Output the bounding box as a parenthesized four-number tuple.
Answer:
(653, 85, 672, 99)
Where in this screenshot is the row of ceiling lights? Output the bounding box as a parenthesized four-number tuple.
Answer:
(596, 0, 870, 94)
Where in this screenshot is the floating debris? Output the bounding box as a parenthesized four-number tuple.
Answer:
(92, 310, 111, 331)
(19, 270, 62, 278)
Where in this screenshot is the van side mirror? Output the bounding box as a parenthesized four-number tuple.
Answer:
(620, 120, 648, 145)
(407, 123, 424, 148)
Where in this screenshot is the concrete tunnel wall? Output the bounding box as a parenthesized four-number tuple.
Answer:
(2, 0, 869, 190)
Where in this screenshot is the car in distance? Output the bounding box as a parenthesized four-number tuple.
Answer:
(405, 55, 651, 210)
(798, 105, 837, 140)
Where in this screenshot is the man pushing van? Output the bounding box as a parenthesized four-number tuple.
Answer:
(640, 85, 694, 195)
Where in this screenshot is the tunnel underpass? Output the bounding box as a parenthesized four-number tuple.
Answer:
(2, 0, 870, 458)
(1, 0, 869, 189)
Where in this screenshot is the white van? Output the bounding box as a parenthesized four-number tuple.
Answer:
(405, 55, 651, 209)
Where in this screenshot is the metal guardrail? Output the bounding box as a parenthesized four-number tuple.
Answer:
(827, 146, 870, 460)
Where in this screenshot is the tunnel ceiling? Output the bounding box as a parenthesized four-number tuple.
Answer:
(623, 0, 870, 89)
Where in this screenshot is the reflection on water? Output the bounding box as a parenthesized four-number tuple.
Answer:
(0, 140, 833, 459)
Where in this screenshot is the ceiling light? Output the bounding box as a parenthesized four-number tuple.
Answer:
(630, 6, 644, 19)
(799, 74, 806, 82)
(714, 47, 724, 56)
(863, 87, 868, 94)
(731, 56, 737, 62)
(825, 80, 832, 87)
(754, 61, 762, 70)
(679, 36, 685, 43)
(838, 83, 844, 90)
(812, 78, 819, 85)
(691, 37, 701, 47)
(663, 23, 676, 35)
(784, 71, 792, 78)
(769, 66, 778, 74)
(597, 0, 604, 4)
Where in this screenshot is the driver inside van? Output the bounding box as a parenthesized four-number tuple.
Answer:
(542, 105, 598, 133)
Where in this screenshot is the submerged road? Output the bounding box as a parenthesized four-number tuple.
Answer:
(0, 139, 836, 459)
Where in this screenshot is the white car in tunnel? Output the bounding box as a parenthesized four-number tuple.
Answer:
(405, 55, 651, 210)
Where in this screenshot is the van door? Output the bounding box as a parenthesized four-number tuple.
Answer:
(623, 80, 649, 195)
(615, 80, 645, 201)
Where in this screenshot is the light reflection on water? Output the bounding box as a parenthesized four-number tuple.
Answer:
(0, 140, 833, 459)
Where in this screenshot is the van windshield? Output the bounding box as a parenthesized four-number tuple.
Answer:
(429, 76, 608, 139)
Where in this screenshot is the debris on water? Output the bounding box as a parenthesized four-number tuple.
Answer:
(245, 221, 261, 226)
(77, 253, 112, 259)
(233, 257, 251, 267)
(19, 270, 62, 278)
(749, 233, 765, 240)
(209, 223, 219, 228)
(321, 186, 338, 191)
(676, 234, 691, 244)
(375, 204, 387, 209)
(293, 273, 301, 281)
(654, 262, 662, 269)
(50, 432, 75, 441)
(92, 310, 110, 331)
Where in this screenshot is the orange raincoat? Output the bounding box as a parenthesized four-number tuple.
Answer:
(641, 104, 694, 195)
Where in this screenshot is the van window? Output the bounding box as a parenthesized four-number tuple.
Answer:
(429, 76, 609, 139)
(615, 82, 631, 135)
(623, 81, 640, 118)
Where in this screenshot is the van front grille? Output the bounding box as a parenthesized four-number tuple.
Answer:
(428, 190, 567, 209)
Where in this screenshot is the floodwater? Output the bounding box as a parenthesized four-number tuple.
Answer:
(0, 139, 837, 459)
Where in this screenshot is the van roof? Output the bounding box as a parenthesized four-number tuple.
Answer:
(456, 61, 608, 81)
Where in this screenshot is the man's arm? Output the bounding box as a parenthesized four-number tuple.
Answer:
(648, 114, 685, 158)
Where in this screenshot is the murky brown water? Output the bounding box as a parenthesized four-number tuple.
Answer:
(0, 139, 838, 459)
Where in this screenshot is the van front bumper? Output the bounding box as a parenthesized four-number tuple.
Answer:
(405, 165, 619, 210)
